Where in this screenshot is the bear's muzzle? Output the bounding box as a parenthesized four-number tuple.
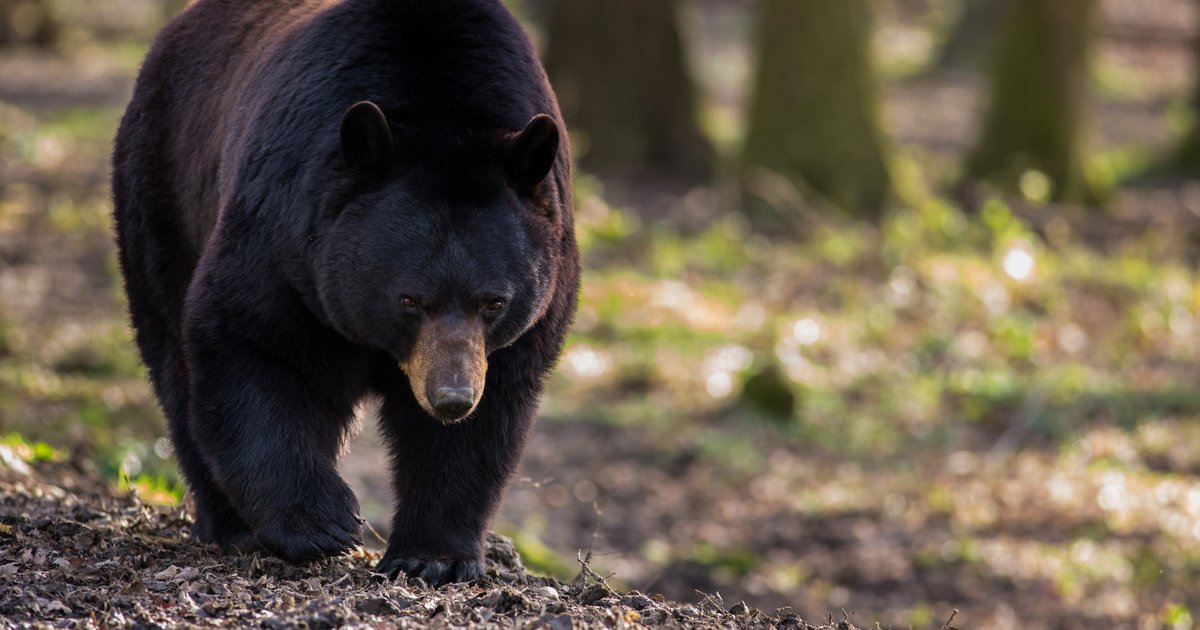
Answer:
(401, 315, 487, 423)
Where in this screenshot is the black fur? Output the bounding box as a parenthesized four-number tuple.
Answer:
(112, 0, 578, 584)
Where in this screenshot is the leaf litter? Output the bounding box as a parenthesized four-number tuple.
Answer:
(0, 455, 856, 629)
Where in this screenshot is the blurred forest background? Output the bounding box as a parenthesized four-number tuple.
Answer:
(2, 0, 1200, 628)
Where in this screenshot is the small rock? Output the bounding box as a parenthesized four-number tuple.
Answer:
(0, 446, 32, 476)
(536, 586, 560, 600)
(618, 593, 654, 610)
(729, 601, 751, 615)
(484, 532, 525, 572)
(356, 597, 400, 616)
(154, 565, 181, 580)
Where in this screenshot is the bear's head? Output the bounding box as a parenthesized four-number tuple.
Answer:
(311, 101, 564, 424)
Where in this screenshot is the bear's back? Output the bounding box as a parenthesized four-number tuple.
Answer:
(123, 0, 556, 253)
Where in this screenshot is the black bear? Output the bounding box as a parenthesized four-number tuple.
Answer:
(111, 0, 578, 585)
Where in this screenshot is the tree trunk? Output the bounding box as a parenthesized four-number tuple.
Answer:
(0, 0, 58, 49)
(964, 0, 1101, 204)
(543, 0, 713, 184)
(1169, 1, 1200, 173)
(741, 0, 893, 222)
(934, 0, 1004, 72)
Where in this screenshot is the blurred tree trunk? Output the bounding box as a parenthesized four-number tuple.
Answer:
(0, 0, 58, 49)
(1169, 4, 1200, 173)
(543, 0, 713, 184)
(964, 0, 1101, 204)
(741, 0, 892, 221)
(934, 0, 1003, 72)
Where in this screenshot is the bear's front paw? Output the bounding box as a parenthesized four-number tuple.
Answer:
(376, 553, 484, 586)
(253, 486, 363, 563)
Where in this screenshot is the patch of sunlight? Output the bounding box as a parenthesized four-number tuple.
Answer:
(774, 339, 816, 385)
(643, 279, 734, 333)
(1097, 469, 1131, 512)
(1018, 169, 1054, 204)
(701, 344, 753, 399)
(1056, 322, 1088, 354)
(734, 302, 766, 331)
(887, 265, 918, 308)
(1002, 245, 1036, 283)
(1169, 306, 1194, 338)
(952, 330, 988, 360)
(791, 318, 821, 346)
(561, 345, 611, 380)
(978, 281, 1011, 316)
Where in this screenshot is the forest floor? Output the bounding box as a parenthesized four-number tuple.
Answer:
(0, 455, 857, 629)
(2, 1, 1200, 628)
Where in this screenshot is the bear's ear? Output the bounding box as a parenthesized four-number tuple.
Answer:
(340, 101, 393, 172)
(505, 114, 560, 192)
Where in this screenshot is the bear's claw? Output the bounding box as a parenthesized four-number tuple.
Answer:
(252, 495, 363, 563)
(376, 555, 484, 586)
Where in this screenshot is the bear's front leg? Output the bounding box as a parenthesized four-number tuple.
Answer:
(374, 352, 540, 585)
(184, 290, 369, 563)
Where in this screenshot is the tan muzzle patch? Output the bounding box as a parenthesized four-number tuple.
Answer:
(400, 316, 487, 424)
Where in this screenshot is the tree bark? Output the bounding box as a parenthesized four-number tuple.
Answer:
(934, 0, 1004, 72)
(543, 0, 713, 184)
(964, 0, 1101, 204)
(741, 0, 893, 222)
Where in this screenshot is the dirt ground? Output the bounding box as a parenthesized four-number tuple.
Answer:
(0, 454, 863, 630)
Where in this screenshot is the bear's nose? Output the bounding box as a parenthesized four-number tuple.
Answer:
(432, 386, 475, 420)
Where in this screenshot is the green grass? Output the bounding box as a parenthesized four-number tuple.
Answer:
(546, 189, 1200, 460)
(0, 433, 63, 463)
(118, 469, 185, 506)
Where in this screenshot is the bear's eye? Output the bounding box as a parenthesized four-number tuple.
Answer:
(485, 298, 506, 314)
(400, 295, 419, 310)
